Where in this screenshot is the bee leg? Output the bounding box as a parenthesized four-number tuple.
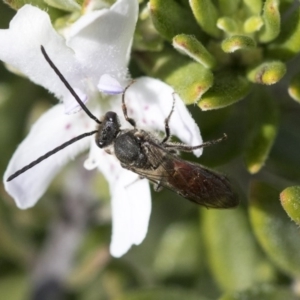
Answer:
(122, 81, 136, 128)
(161, 92, 176, 144)
(154, 181, 163, 192)
(124, 175, 146, 189)
(164, 133, 227, 152)
(168, 149, 178, 155)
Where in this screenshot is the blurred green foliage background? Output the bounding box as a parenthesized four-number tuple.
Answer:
(1, 0, 300, 299)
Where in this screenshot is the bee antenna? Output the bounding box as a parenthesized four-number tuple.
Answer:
(40, 45, 101, 125)
(6, 130, 98, 182)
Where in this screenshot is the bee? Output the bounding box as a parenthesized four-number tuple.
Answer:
(7, 46, 238, 209)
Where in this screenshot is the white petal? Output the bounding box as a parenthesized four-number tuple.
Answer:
(64, 88, 88, 114)
(110, 174, 151, 257)
(0, 5, 87, 110)
(83, 139, 102, 171)
(98, 74, 124, 94)
(67, 0, 138, 84)
(92, 149, 151, 257)
(3, 104, 94, 209)
(119, 77, 203, 156)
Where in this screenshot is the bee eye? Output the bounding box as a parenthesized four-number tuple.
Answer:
(96, 114, 120, 148)
(106, 111, 118, 123)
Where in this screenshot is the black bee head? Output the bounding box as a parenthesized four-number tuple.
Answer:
(96, 111, 120, 148)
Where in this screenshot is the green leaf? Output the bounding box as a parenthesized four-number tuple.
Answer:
(247, 61, 286, 85)
(280, 186, 300, 226)
(244, 90, 279, 174)
(267, 7, 300, 60)
(258, 0, 280, 43)
(134, 49, 213, 104)
(217, 17, 238, 35)
(44, 0, 80, 11)
(201, 207, 276, 292)
(197, 105, 249, 166)
(249, 181, 300, 277)
(166, 62, 213, 104)
(218, 0, 241, 16)
(288, 72, 300, 103)
(198, 71, 251, 110)
(173, 34, 216, 69)
(149, 0, 202, 41)
(220, 284, 299, 300)
(243, 0, 262, 15)
(189, 0, 221, 38)
(221, 35, 256, 53)
(205, 41, 232, 66)
(3, 0, 65, 20)
(133, 7, 164, 52)
(244, 16, 264, 33)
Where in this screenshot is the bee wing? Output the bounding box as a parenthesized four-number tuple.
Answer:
(128, 142, 238, 209)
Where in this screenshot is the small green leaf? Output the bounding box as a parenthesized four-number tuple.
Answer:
(258, 0, 280, 43)
(44, 0, 80, 11)
(267, 7, 300, 60)
(220, 284, 300, 300)
(249, 181, 300, 277)
(202, 207, 276, 291)
(4, 0, 40, 9)
(218, 0, 241, 15)
(288, 72, 300, 103)
(221, 35, 256, 53)
(3, 0, 65, 20)
(244, 90, 279, 174)
(280, 186, 300, 225)
(244, 16, 264, 33)
(197, 104, 250, 165)
(134, 7, 164, 52)
(167, 62, 213, 104)
(243, 0, 262, 15)
(149, 0, 202, 41)
(217, 17, 238, 35)
(247, 61, 286, 85)
(173, 34, 216, 69)
(206, 40, 231, 66)
(134, 49, 213, 104)
(189, 0, 221, 38)
(198, 71, 251, 110)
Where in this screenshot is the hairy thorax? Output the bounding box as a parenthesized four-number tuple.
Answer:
(114, 129, 150, 168)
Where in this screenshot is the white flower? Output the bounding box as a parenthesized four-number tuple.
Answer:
(0, 0, 203, 257)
